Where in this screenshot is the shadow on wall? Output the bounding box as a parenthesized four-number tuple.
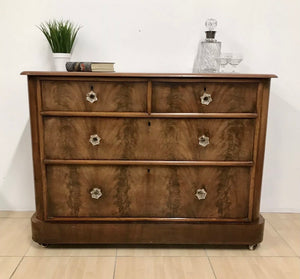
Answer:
(261, 91, 300, 212)
(0, 120, 35, 210)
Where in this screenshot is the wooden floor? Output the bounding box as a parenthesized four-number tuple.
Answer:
(0, 212, 299, 279)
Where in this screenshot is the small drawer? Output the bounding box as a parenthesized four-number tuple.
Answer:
(41, 80, 147, 112)
(44, 117, 255, 161)
(152, 82, 258, 113)
(46, 165, 250, 220)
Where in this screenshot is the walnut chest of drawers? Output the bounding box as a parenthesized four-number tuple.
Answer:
(22, 72, 276, 247)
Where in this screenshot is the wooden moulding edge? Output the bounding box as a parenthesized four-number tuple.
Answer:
(44, 160, 254, 166)
(31, 213, 265, 245)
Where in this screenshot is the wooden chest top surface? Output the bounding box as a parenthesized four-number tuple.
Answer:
(21, 71, 277, 78)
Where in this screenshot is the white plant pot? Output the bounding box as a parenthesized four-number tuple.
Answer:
(53, 53, 71, 71)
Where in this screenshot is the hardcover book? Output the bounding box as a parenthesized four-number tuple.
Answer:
(66, 62, 115, 72)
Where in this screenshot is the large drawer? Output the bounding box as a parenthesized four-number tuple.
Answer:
(46, 165, 250, 219)
(152, 82, 258, 113)
(44, 117, 255, 161)
(41, 80, 147, 112)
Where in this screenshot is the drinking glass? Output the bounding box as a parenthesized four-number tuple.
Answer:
(215, 53, 232, 72)
(228, 53, 243, 72)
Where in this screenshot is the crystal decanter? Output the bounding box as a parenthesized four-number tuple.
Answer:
(197, 18, 221, 73)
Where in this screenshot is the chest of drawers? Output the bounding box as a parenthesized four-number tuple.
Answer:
(22, 72, 276, 247)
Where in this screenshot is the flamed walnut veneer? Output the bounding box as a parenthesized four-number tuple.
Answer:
(22, 72, 276, 248)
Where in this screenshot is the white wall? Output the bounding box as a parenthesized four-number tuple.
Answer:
(0, 0, 299, 212)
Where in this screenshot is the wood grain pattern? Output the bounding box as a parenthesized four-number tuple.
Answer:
(41, 80, 147, 112)
(152, 82, 258, 113)
(44, 160, 254, 166)
(40, 111, 257, 118)
(248, 82, 264, 221)
(44, 117, 255, 161)
(252, 80, 271, 220)
(147, 81, 152, 114)
(47, 217, 248, 222)
(31, 213, 265, 245)
(27, 77, 44, 219)
(36, 80, 48, 220)
(23, 72, 274, 245)
(46, 165, 250, 219)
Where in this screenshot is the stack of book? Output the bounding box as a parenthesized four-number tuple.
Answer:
(66, 62, 115, 72)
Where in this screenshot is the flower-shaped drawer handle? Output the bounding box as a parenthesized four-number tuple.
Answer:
(195, 188, 207, 200)
(200, 92, 212, 105)
(89, 134, 101, 146)
(90, 188, 102, 199)
(198, 135, 210, 147)
(86, 90, 98, 103)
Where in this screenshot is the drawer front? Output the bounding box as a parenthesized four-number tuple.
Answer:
(152, 82, 258, 113)
(46, 165, 250, 219)
(41, 80, 147, 112)
(44, 117, 255, 161)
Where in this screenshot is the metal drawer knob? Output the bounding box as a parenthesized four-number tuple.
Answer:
(200, 92, 212, 105)
(198, 135, 209, 147)
(90, 188, 102, 199)
(195, 188, 207, 200)
(86, 90, 98, 103)
(89, 134, 101, 146)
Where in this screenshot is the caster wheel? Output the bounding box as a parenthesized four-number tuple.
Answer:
(39, 243, 49, 248)
(248, 244, 258, 250)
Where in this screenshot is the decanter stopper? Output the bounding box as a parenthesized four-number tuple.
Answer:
(205, 18, 218, 40)
(205, 18, 217, 31)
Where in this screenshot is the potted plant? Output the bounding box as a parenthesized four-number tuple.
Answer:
(38, 19, 81, 70)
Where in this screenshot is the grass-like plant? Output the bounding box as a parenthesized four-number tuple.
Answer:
(38, 19, 81, 53)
